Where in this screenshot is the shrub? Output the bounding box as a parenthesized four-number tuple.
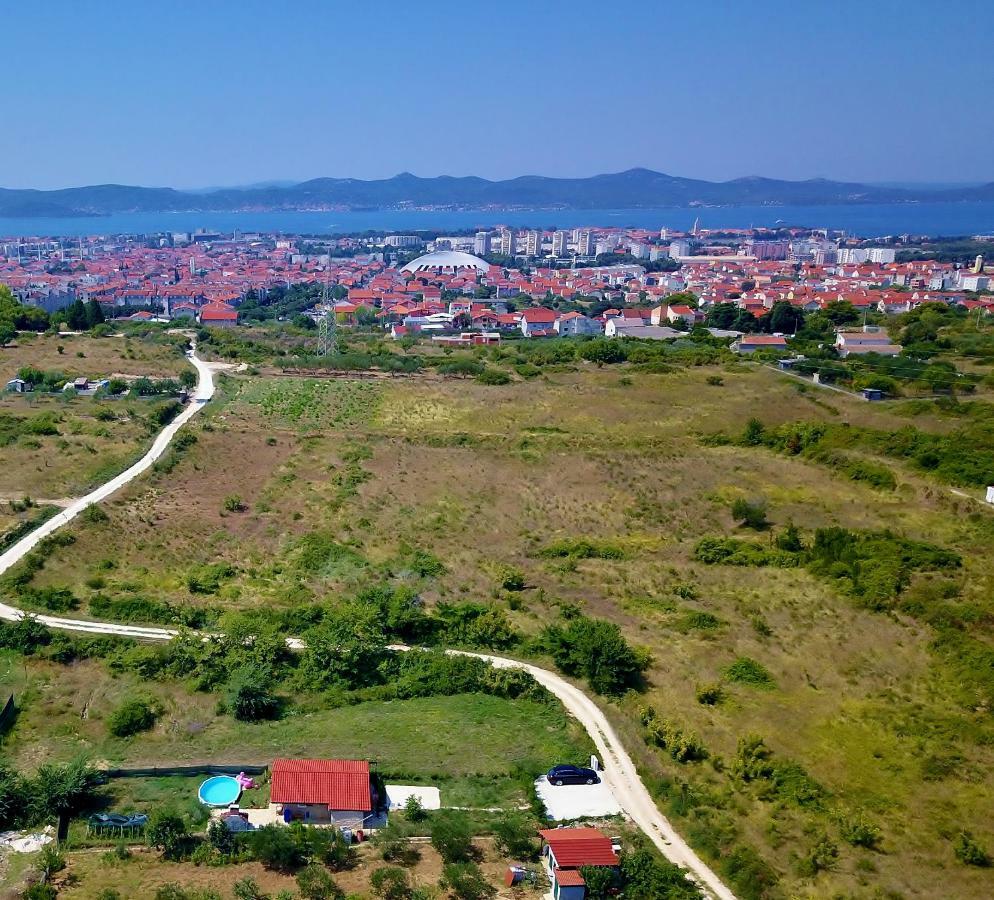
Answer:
(641, 707, 708, 762)
(696, 683, 724, 705)
(838, 813, 882, 849)
(431, 812, 474, 863)
(730, 497, 767, 530)
(724, 657, 775, 688)
(81, 504, 109, 524)
(439, 862, 495, 900)
(954, 831, 990, 867)
(540, 538, 626, 560)
(107, 696, 159, 737)
(579, 864, 617, 899)
(371, 866, 410, 900)
(232, 878, 269, 900)
(475, 368, 511, 385)
(719, 845, 779, 900)
(795, 834, 839, 877)
(296, 863, 343, 900)
(222, 494, 245, 513)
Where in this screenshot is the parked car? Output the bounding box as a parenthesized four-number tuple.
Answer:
(547, 764, 599, 786)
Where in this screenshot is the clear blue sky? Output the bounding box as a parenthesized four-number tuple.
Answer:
(4, 0, 991, 189)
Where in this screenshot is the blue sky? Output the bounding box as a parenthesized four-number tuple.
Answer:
(4, 0, 991, 189)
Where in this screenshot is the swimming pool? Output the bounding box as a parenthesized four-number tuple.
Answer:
(198, 776, 242, 807)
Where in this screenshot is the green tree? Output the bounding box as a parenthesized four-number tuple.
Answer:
(578, 865, 616, 899)
(491, 813, 536, 858)
(578, 339, 626, 366)
(542, 615, 648, 695)
(404, 794, 427, 822)
(226, 666, 280, 722)
(85, 299, 105, 328)
(246, 823, 305, 871)
(430, 812, 474, 863)
(620, 848, 700, 899)
(146, 810, 189, 860)
(0, 321, 15, 347)
(65, 299, 89, 330)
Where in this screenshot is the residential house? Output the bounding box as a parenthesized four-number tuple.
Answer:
(605, 319, 679, 339)
(555, 311, 602, 336)
(269, 759, 374, 828)
(835, 331, 902, 358)
(199, 303, 238, 328)
(539, 827, 620, 900)
(520, 307, 558, 337)
(731, 334, 788, 353)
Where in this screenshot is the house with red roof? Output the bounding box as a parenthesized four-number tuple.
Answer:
(269, 759, 375, 828)
(520, 307, 558, 337)
(731, 334, 788, 353)
(539, 827, 620, 900)
(199, 302, 238, 328)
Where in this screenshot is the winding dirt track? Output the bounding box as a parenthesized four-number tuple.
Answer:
(0, 349, 735, 900)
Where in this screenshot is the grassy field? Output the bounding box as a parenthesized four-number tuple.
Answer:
(0, 393, 175, 505)
(12, 361, 994, 898)
(0, 330, 189, 380)
(54, 838, 537, 900)
(1, 643, 589, 807)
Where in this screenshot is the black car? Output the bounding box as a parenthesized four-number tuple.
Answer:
(547, 764, 599, 786)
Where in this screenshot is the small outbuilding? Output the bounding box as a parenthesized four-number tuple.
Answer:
(539, 827, 619, 900)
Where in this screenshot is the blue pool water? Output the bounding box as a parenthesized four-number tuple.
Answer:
(198, 776, 241, 807)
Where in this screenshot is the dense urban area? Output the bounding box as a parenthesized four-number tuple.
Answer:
(1, 219, 993, 900)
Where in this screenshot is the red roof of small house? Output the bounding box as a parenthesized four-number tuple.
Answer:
(520, 307, 557, 322)
(539, 828, 619, 868)
(270, 759, 372, 811)
(739, 334, 787, 344)
(554, 869, 586, 887)
(200, 303, 238, 321)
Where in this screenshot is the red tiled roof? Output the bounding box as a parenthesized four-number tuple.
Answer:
(270, 759, 371, 811)
(554, 869, 586, 887)
(539, 828, 619, 868)
(739, 334, 787, 344)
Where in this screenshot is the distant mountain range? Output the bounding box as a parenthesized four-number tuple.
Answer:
(1, 169, 992, 218)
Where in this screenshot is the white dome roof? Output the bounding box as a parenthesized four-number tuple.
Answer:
(400, 250, 490, 274)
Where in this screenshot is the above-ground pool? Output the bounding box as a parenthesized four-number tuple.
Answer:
(198, 776, 242, 807)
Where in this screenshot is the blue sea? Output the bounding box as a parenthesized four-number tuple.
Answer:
(1, 202, 993, 239)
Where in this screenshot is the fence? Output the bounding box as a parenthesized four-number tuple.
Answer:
(100, 763, 268, 779)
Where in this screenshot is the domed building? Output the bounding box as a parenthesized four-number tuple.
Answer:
(400, 249, 490, 274)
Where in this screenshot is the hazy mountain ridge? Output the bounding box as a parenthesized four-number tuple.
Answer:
(1, 169, 992, 217)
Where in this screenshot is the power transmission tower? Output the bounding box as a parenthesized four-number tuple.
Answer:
(317, 256, 335, 356)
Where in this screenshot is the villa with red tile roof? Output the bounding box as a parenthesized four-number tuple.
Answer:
(270, 759, 374, 828)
